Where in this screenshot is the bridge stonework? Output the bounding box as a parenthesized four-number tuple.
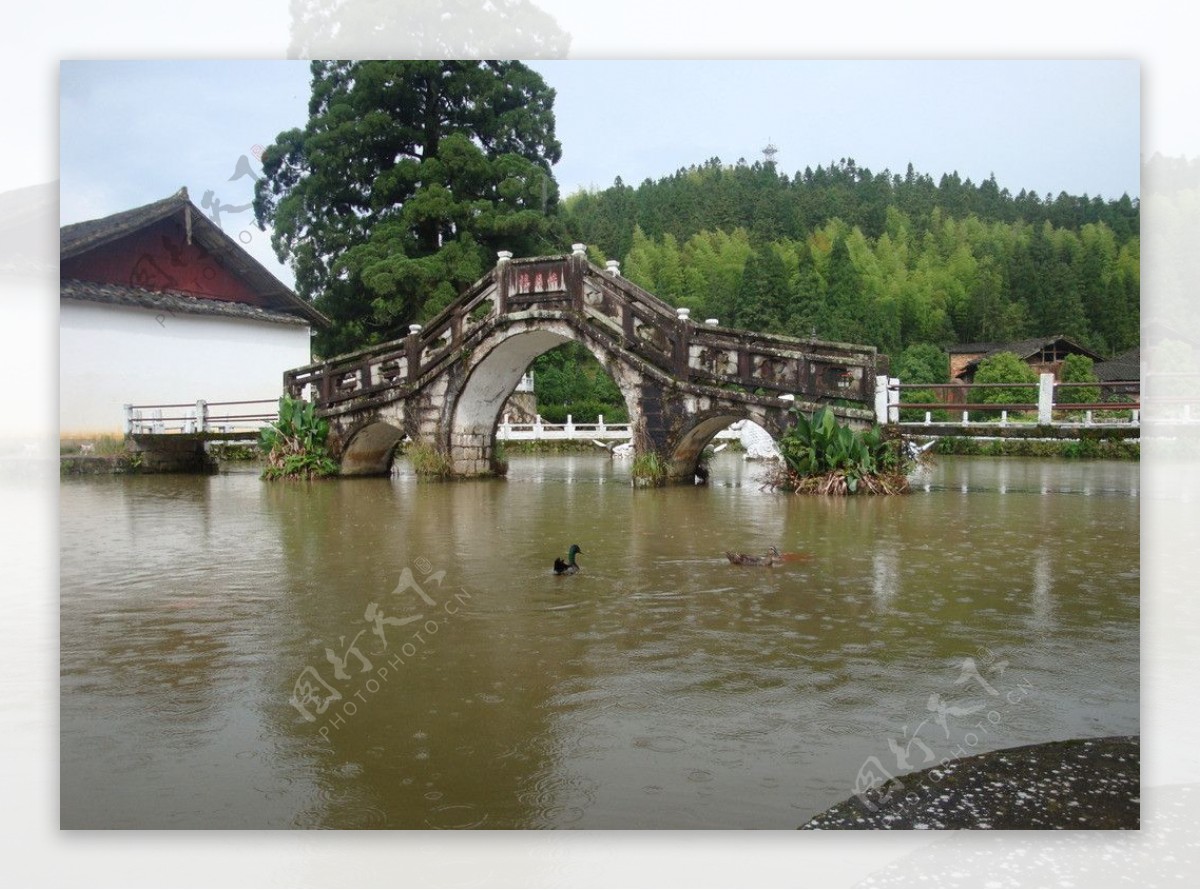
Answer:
(284, 250, 886, 481)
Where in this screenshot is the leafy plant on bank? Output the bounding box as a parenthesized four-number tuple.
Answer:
(259, 396, 339, 480)
(773, 405, 913, 495)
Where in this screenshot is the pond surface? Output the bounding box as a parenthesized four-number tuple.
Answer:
(60, 453, 1139, 828)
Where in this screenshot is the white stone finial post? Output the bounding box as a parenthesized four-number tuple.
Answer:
(571, 243, 587, 256)
(875, 375, 890, 424)
(606, 260, 621, 277)
(409, 323, 423, 336)
(676, 307, 690, 322)
(497, 250, 513, 263)
(705, 318, 719, 326)
(1037, 373, 1055, 424)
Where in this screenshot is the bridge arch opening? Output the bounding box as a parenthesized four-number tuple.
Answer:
(340, 419, 406, 476)
(669, 413, 783, 482)
(449, 323, 638, 476)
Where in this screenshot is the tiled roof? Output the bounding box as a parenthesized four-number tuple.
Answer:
(951, 335, 1106, 378)
(1094, 347, 1141, 382)
(60, 187, 329, 327)
(949, 335, 1103, 361)
(61, 278, 311, 326)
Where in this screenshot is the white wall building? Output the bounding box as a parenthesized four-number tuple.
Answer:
(60, 188, 326, 437)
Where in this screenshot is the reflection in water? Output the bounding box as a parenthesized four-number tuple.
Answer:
(872, 547, 899, 611)
(1031, 547, 1055, 635)
(60, 455, 1139, 828)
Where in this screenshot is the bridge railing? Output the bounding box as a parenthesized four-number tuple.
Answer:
(283, 269, 501, 410)
(284, 250, 886, 415)
(583, 263, 884, 404)
(123, 399, 279, 435)
(874, 375, 1141, 430)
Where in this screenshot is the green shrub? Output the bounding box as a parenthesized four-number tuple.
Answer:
(895, 344, 951, 421)
(933, 436, 1139, 460)
(969, 352, 1039, 421)
(259, 396, 339, 480)
(972, 352, 1038, 407)
(1058, 354, 1101, 405)
(538, 401, 628, 424)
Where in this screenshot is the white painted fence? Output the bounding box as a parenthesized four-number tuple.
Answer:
(496, 414, 743, 443)
(874, 374, 1141, 430)
(124, 399, 278, 435)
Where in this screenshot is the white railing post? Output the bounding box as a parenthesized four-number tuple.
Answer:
(598, 414, 606, 433)
(1085, 410, 1093, 426)
(123, 404, 133, 435)
(1038, 373, 1055, 424)
(924, 412, 932, 425)
(888, 377, 899, 423)
(565, 414, 575, 435)
(196, 399, 208, 434)
(1132, 409, 1139, 426)
(962, 411, 970, 426)
(1000, 410, 1008, 426)
(533, 414, 544, 439)
(875, 375, 889, 424)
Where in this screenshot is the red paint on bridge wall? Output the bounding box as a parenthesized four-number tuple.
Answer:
(60, 218, 266, 306)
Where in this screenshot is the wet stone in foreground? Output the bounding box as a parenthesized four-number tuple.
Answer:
(800, 736, 1139, 830)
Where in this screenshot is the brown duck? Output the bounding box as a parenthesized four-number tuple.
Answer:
(725, 546, 781, 567)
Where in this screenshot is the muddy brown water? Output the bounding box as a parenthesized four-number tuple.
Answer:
(60, 453, 1138, 828)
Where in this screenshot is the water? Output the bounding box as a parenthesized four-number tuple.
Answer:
(59, 453, 1139, 828)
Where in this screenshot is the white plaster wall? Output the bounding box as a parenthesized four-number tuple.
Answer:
(60, 300, 313, 436)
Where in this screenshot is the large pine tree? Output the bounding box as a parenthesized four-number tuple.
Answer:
(254, 60, 563, 356)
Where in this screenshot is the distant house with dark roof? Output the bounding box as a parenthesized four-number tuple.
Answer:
(947, 335, 1106, 384)
(1093, 347, 1141, 395)
(60, 187, 327, 437)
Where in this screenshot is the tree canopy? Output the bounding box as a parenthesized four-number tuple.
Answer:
(564, 157, 1140, 361)
(254, 60, 564, 356)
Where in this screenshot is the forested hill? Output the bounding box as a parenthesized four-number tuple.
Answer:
(561, 158, 1140, 360)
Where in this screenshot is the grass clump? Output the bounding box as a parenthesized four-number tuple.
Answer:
(631, 450, 668, 487)
(406, 441, 455, 479)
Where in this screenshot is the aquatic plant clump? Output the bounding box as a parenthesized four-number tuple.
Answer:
(259, 396, 339, 480)
(770, 406, 915, 495)
(405, 441, 456, 479)
(631, 450, 668, 487)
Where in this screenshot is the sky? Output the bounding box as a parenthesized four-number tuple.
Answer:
(58, 59, 1140, 290)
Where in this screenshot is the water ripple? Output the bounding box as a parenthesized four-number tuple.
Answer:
(425, 803, 489, 829)
(632, 735, 688, 754)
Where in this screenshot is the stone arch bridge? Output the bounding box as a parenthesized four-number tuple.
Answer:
(284, 248, 887, 481)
